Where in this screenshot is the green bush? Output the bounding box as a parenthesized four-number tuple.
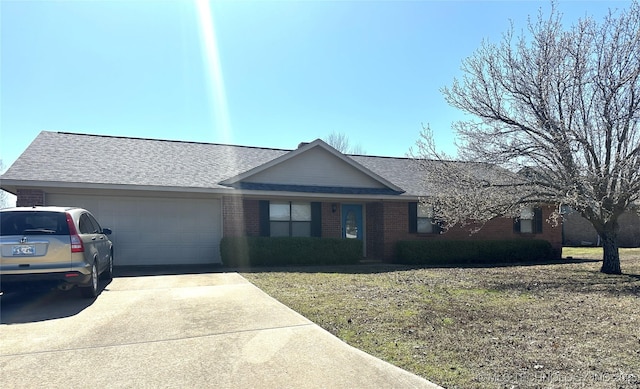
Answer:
(220, 237, 363, 267)
(395, 239, 554, 265)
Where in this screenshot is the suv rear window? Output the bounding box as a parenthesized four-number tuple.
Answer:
(0, 211, 70, 236)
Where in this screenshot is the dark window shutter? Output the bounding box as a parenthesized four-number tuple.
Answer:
(408, 202, 417, 233)
(434, 220, 443, 234)
(259, 200, 270, 237)
(513, 217, 521, 233)
(311, 202, 322, 237)
(534, 207, 543, 233)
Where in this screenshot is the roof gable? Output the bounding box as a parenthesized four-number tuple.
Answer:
(220, 139, 404, 194)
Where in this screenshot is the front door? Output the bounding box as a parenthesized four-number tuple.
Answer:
(342, 204, 363, 240)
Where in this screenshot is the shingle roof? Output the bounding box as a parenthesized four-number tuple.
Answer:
(2, 131, 288, 190)
(2, 131, 430, 196)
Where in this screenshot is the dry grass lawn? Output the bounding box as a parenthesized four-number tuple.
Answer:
(242, 248, 640, 389)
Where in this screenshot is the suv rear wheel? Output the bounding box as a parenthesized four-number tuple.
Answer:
(81, 263, 99, 298)
(101, 253, 113, 281)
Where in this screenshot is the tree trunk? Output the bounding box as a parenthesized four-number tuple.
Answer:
(599, 229, 622, 275)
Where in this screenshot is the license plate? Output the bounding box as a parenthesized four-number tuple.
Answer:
(12, 245, 36, 255)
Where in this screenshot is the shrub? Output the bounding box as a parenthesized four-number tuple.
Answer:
(220, 237, 362, 267)
(395, 239, 554, 265)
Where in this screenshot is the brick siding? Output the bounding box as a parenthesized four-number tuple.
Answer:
(222, 197, 261, 237)
(16, 189, 45, 207)
(365, 202, 385, 259)
(321, 202, 341, 238)
(222, 196, 564, 260)
(367, 202, 562, 261)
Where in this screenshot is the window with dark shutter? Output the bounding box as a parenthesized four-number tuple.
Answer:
(408, 202, 417, 233)
(260, 200, 318, 237)
(409, 202, 440, 234)
(534, 207, 543, 233)
(259, 200, 270, 237)
(311, 202, 322, 237)
(514, 206, 543, 234)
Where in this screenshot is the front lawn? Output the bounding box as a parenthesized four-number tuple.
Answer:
(242, 248, 640, 388)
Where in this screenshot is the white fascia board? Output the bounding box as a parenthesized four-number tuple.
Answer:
(3, 179, 419, 201)
(1, 180, 227, 195)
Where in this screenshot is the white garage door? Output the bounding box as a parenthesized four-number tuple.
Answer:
(47, 194, 222, 266)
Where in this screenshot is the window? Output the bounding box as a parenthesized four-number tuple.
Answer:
(270, 201, 311, 237)
(514, 206, 543, 234)
(417, 203, 434, 234)
(0, 211, 69, 236)
(408, 202, 440, 234)
(79, 214, 94, 234)
(79, 213, 105, 234)
(519, 207, 535, 233)
(344, 210, 358, 239)
(263, 201, 318, 237)
(86, 213, 103, 234)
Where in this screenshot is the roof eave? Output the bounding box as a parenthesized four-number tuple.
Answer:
(0, 179, 231, 195)
(1, 179, 419, 201)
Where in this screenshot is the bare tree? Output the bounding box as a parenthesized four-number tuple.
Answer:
(415, 1, 640, 274)
(324, 131, 365, 155)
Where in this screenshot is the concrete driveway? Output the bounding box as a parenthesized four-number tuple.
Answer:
(0, 272, 441, 388)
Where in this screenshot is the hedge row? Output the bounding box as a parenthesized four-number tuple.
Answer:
(220, 237, 363, 267)
(395, 239, 554, 265)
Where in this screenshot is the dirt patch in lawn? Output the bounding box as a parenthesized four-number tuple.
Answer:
(242, 249, 640, 389)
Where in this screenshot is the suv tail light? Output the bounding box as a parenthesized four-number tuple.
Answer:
(66, 213, 84, 253)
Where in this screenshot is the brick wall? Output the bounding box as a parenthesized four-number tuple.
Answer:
(222, 196, 261, 237)
(242, 199, 260, 236)
(16, 189, 45, 207)
(222, 197, 564, 260)
(321, 202, 341, 238)
(371, 202, 562, 261)
(365, 202, 385, 259)
(381, 202, 411, 260)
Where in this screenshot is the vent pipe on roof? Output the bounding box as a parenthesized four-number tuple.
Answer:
(298, 142, 309, 149)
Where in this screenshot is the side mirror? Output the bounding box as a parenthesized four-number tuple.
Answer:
(103, 228, 112, 235)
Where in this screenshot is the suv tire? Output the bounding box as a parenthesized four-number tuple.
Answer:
(101, 253, 113, 281)
(81, 263, 99, 298)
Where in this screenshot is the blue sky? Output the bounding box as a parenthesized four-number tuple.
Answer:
(0, 0, 624, 171)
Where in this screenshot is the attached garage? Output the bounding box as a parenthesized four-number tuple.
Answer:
(46, 193, 222, 266)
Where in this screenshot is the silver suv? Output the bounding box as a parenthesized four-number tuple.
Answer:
(0, 206, 113, 298)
